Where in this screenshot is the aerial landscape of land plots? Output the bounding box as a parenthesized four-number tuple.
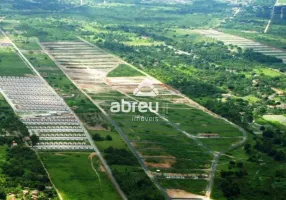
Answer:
(38, 37, 245, 199)
(0, 0, 286, 199)
(0, 31, 122, 200)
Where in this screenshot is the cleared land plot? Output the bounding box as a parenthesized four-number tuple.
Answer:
(159, 179, 208, 196)
(195, 29, 286, 63)
(91, 88, 243, 193)
(41, 41, 123, 93)
(96, 93, 239, 169)
(40, 152, 121, 200)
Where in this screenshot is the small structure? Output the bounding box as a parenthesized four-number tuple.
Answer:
(11, 141, 18, 147)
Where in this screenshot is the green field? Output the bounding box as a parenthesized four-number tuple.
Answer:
(107, 64, 144, 77)
(0, 48, 33, 76)
(91, 130, 128, 150)
(40, 152, 121, 200)
(263, 115, 286, 126)
(254, 68, 282, 78)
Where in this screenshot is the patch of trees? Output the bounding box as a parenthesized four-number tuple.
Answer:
(0, 136, 22, 146)
(104, 147, 137, 166)
(0, 110, 29, 136)
(243, 49, 283, 64)
(203, 98, 253, 124)
(92, 133, 112, 141)
(10, 0, 72, 12)
(30, 134, 39, 146)
(245, 127, 286, 162)
(219, 161, 247, 198)
(2, 146, 58, 199)
(252, 128, 286, 161)
(113, 169, 164, 200)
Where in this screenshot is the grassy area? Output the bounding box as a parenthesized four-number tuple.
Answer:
(242, 95, 261, 103)
(166, 104, 242, 137)
(90, 130, 128, 150)
(25, 52, 58, 68)
(107, 64, 144, 77)
(0, 47, 33, 76)
(40, 152, 121, 200)
(254, 68, 282, 77)
(198, 138, 241, 152)
(263, 115, 286, 126)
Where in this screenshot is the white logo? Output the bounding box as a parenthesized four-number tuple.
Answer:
(110, 79, 161, 116)
(133, 79, 159, 97)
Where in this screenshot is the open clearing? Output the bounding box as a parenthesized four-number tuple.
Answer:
(0, 48, 33, 76)
(40, 152, 121, 200)
(263, 115, 286, 126)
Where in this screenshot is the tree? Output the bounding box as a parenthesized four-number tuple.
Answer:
(244, 143, 251, 154)
(263, 130, 274, 138)
(92, 134, 104, 141)
(229, 160, 236, 166)
(106, 135, 112, 141)
(0, 187, 5, 200)
(237, 162, 243, 168)
(30, 134, 39, 146)
(221, 180, 240, 197)
(260, 126, 266, 131)
(0, 187, 4, 200)
(274, 151, 286, 161)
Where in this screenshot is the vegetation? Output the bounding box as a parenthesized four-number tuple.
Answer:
(0, 48, 33, 76)
(40, 152, 121, 200)
(107, 64, 144, 77)
(0, 143, 58, 199)
(0, 0, 285, 199)
(0, 94, 29, 136)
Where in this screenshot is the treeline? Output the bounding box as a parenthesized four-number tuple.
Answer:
(0, 107, 29, 136)
(9, 0, 72, 12)
(103, 146, 165, 199)
(0, 97, 57, 199)
(219, 161, 247, 198)
(218, 126, 286, 199)
(243, 49, 283, 64)
(104, 147, 137, 166)
(0, 143, 58, 199)
(249, 128, 286, 162)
